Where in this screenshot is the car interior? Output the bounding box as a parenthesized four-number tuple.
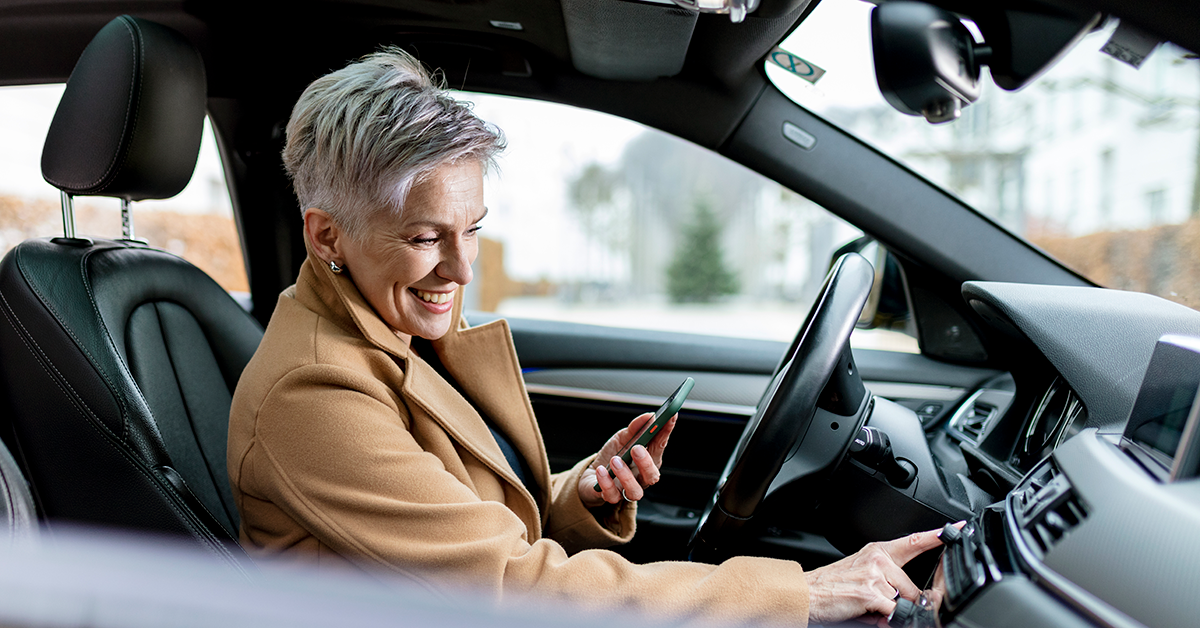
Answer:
(0, 0, 1199, 627)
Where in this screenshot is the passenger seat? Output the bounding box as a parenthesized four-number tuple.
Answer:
(0, 15, 261, 570)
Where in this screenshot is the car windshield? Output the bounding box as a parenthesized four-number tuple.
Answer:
(769, 0, 1200, 310)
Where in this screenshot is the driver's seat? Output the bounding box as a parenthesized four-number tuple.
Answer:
(0, 15, 261, 569)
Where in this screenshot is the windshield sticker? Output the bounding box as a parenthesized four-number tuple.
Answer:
(1101, 21, 1161, 69)
(768, 48, 826, 84)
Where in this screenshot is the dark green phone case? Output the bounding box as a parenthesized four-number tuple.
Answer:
(595, 377, 694, 490)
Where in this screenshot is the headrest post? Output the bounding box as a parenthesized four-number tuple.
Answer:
(60, 191, 76, 238)
(121, 199, 135, 240)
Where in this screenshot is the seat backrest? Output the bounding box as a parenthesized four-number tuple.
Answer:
(0, 15, 261, 567)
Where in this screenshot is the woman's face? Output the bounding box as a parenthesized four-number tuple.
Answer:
(339, 160, 485, 343)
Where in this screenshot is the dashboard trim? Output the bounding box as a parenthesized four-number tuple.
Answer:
(867, 381, 965, 401)
(524, 380, 967, 419)
(524, 383, 757, 417)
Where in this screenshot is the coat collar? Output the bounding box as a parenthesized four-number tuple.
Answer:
(294, 238, 552, 527)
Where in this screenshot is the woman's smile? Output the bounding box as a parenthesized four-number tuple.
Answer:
(411, 288, 455, 312)
(317, 159, 485, 344)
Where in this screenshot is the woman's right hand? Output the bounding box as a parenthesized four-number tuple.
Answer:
(805, 527, 953, 626)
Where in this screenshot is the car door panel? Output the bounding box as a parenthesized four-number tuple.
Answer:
(467, 314, 1003, 562)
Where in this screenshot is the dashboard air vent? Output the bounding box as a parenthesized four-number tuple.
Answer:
(948, 387, 1015, 444)
(1015, 464, 1089, 558)
(958, 401, 996, 440)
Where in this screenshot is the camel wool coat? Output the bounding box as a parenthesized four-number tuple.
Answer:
(228, 248, 812, 625)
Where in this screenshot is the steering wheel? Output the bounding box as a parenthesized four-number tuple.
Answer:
(689, 252, 875, 559)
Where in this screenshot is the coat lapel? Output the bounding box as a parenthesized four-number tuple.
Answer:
(298, 239, 549, 532)
(433, 292, 553, 518)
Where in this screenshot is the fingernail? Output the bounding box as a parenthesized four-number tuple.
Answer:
(602, 463, 615, 479)
(612, 457, 627, 472)
(632, 445, 647, 458)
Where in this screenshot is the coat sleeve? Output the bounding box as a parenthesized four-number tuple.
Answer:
(243, 363, 811, 626)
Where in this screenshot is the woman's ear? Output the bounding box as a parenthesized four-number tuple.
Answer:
(303, 208, 344, 263)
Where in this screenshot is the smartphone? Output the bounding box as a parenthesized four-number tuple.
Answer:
(596, 377, 694, 490)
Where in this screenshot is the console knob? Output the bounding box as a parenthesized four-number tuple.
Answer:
(939, 522, 963, 546)
(889, 597, 917, 627)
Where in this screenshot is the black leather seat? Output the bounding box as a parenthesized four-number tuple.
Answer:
(0, 15, 261, 569)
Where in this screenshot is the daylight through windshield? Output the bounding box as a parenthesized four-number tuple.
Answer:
(771, 0, 1200, 309)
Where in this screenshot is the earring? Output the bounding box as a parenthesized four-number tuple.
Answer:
(328, 260, 343, 274)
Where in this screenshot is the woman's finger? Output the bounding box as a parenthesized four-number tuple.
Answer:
(881, 559, 921, 601)
(645, 415, 677, 464)
(596, 465, 622, 504)
(621, 413, 653, 442)
(880, 527, 949, 567)
(631, 445, 661, 486)
(592, 413, 654, 473)
(610, 455, 644, 501)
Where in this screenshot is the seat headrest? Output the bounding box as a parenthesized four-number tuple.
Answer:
(41, 15, 206, 201)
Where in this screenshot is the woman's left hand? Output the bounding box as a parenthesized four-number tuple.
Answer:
(579, 412, 677, 508)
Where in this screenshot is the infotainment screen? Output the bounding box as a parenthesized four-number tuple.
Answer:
(1123, 335, 1200, 478)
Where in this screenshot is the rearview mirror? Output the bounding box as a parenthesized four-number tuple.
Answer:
(871, 2, 987, 123)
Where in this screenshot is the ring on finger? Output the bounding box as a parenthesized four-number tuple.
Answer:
(621, 488, 633, 502)
(892, 588, 901, 600)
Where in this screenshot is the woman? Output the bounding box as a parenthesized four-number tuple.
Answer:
(228, 49, 947, 626)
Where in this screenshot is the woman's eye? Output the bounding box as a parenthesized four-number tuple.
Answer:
(411, 236, 438, 245)
(467, 225, 482, 236)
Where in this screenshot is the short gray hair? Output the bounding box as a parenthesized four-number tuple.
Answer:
(283, 48, 504, 239)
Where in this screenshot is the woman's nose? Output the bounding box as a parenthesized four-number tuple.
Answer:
(437, 241, 474, 285)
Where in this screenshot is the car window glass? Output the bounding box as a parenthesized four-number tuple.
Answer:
(456, 91, 917, 352)
(769, 0, 1200, 311)
(0, 84, 249, 306)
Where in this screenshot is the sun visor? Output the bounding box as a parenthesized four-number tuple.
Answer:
(561, 0, 697, 80)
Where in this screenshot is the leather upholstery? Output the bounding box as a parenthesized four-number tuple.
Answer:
(0, 15, 260, 570)
(41, 15, 206, 200)
(0, 239, 261, 565)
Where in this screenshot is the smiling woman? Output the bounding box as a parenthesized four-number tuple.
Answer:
(226, 45, 950, 626)
(304, 161, 487, 342)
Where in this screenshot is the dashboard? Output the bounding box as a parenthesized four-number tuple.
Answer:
(922, 282, 1200, 628)
(510, 278, 1200, 627)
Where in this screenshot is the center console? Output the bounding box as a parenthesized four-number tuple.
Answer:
(897, 335, 1200, 628)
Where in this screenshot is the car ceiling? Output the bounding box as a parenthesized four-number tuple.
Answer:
(0, 0, 1195, 146)
(0, 0, 1180, 317)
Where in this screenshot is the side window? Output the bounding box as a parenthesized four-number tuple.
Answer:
(0, 84, 249, 303)
(457, 92, 915, 351)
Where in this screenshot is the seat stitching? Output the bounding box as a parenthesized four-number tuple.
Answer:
(4, 259, 246, 569)
(2, 289, 237, 564)
(79, 249, 174, 448)
(14, 245, 133, 443)
(0, 287, 116, 438)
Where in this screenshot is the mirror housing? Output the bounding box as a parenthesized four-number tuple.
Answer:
(871, 2, 987, 123)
